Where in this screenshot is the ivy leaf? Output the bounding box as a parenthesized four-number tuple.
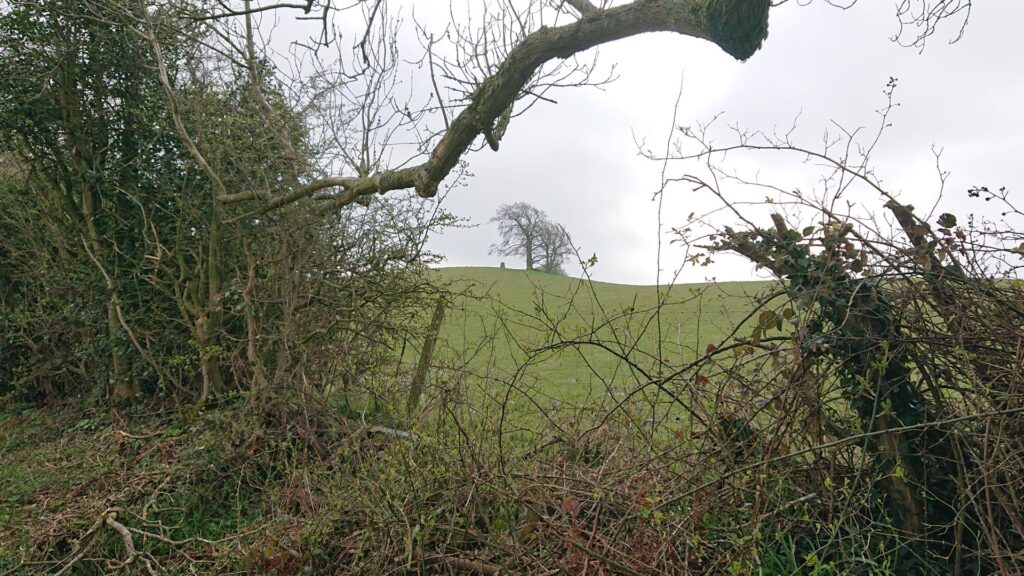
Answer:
(937, 213, 957, 228)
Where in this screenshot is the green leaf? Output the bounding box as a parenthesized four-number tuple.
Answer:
(937, 213, 957, 228)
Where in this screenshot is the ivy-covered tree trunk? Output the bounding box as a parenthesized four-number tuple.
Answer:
(69, 109, 135, 401)
(83, 184, 134, 401)
(717, 215, 960, 542)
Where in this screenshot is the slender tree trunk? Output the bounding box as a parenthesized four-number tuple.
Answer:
(407, 298, 446, 418)
(194, 209, 226, 407)
(244, 248, 269, 390)
(54, 16, 134, 402)
(81, 174, 133, 401)
(195, 315, 212, 406)
(272, 236, 296, 384)
(202, 206, 226, 397)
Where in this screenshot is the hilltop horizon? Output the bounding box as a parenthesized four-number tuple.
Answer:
(430, 264, 771, 288)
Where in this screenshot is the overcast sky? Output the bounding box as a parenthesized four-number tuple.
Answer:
(267, 2, 1020, 284)
(401, 1, 1022, 285)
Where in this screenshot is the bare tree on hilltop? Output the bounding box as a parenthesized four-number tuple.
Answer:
(490, 202, 572, 274)
(538, 220, 574, 275)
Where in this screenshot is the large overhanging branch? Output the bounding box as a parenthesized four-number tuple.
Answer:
(227, 0, 770, 221)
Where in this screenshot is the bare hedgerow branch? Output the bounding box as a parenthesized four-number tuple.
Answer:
(645, 78, 1024, 564)
(893, 0, 972, 49)
(658, 405, 1024, 512)
(194, 1, 316, 22)
(770, 0, 971, 48)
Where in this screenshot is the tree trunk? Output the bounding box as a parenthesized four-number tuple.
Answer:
(80, 169, 134, 401)
(203, 207, 226, 397)
(717, 216, 960, 541)
(244, 248, 269, 390)
(407, 298, 446, 418)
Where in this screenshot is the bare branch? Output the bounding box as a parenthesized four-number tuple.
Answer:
(233, 0, 770, 217)
(145, 15, 235, 204)
(194, 1, 316, 22)
(563, 0, 600, 17)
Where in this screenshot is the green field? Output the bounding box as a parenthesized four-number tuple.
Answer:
(429, 267, 774, 412)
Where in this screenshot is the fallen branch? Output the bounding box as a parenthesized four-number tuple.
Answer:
(105, 510, 157, 576)
(369, 425, 421, 441)
(413, 550, 503, 575)
(54, 508, 157, 576)
(53, 512, 107, 576)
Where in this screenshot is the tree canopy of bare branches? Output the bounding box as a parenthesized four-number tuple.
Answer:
(489, 201, 573, 273)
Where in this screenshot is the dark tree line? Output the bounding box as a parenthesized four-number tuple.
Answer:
(0, 0, 450, 407)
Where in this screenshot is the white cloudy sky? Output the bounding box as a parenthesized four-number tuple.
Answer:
(270, 1, 1021, 285)
(409, 1, 1023, 284)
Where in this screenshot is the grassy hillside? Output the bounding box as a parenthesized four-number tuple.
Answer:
(429, 267, 775, 408)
